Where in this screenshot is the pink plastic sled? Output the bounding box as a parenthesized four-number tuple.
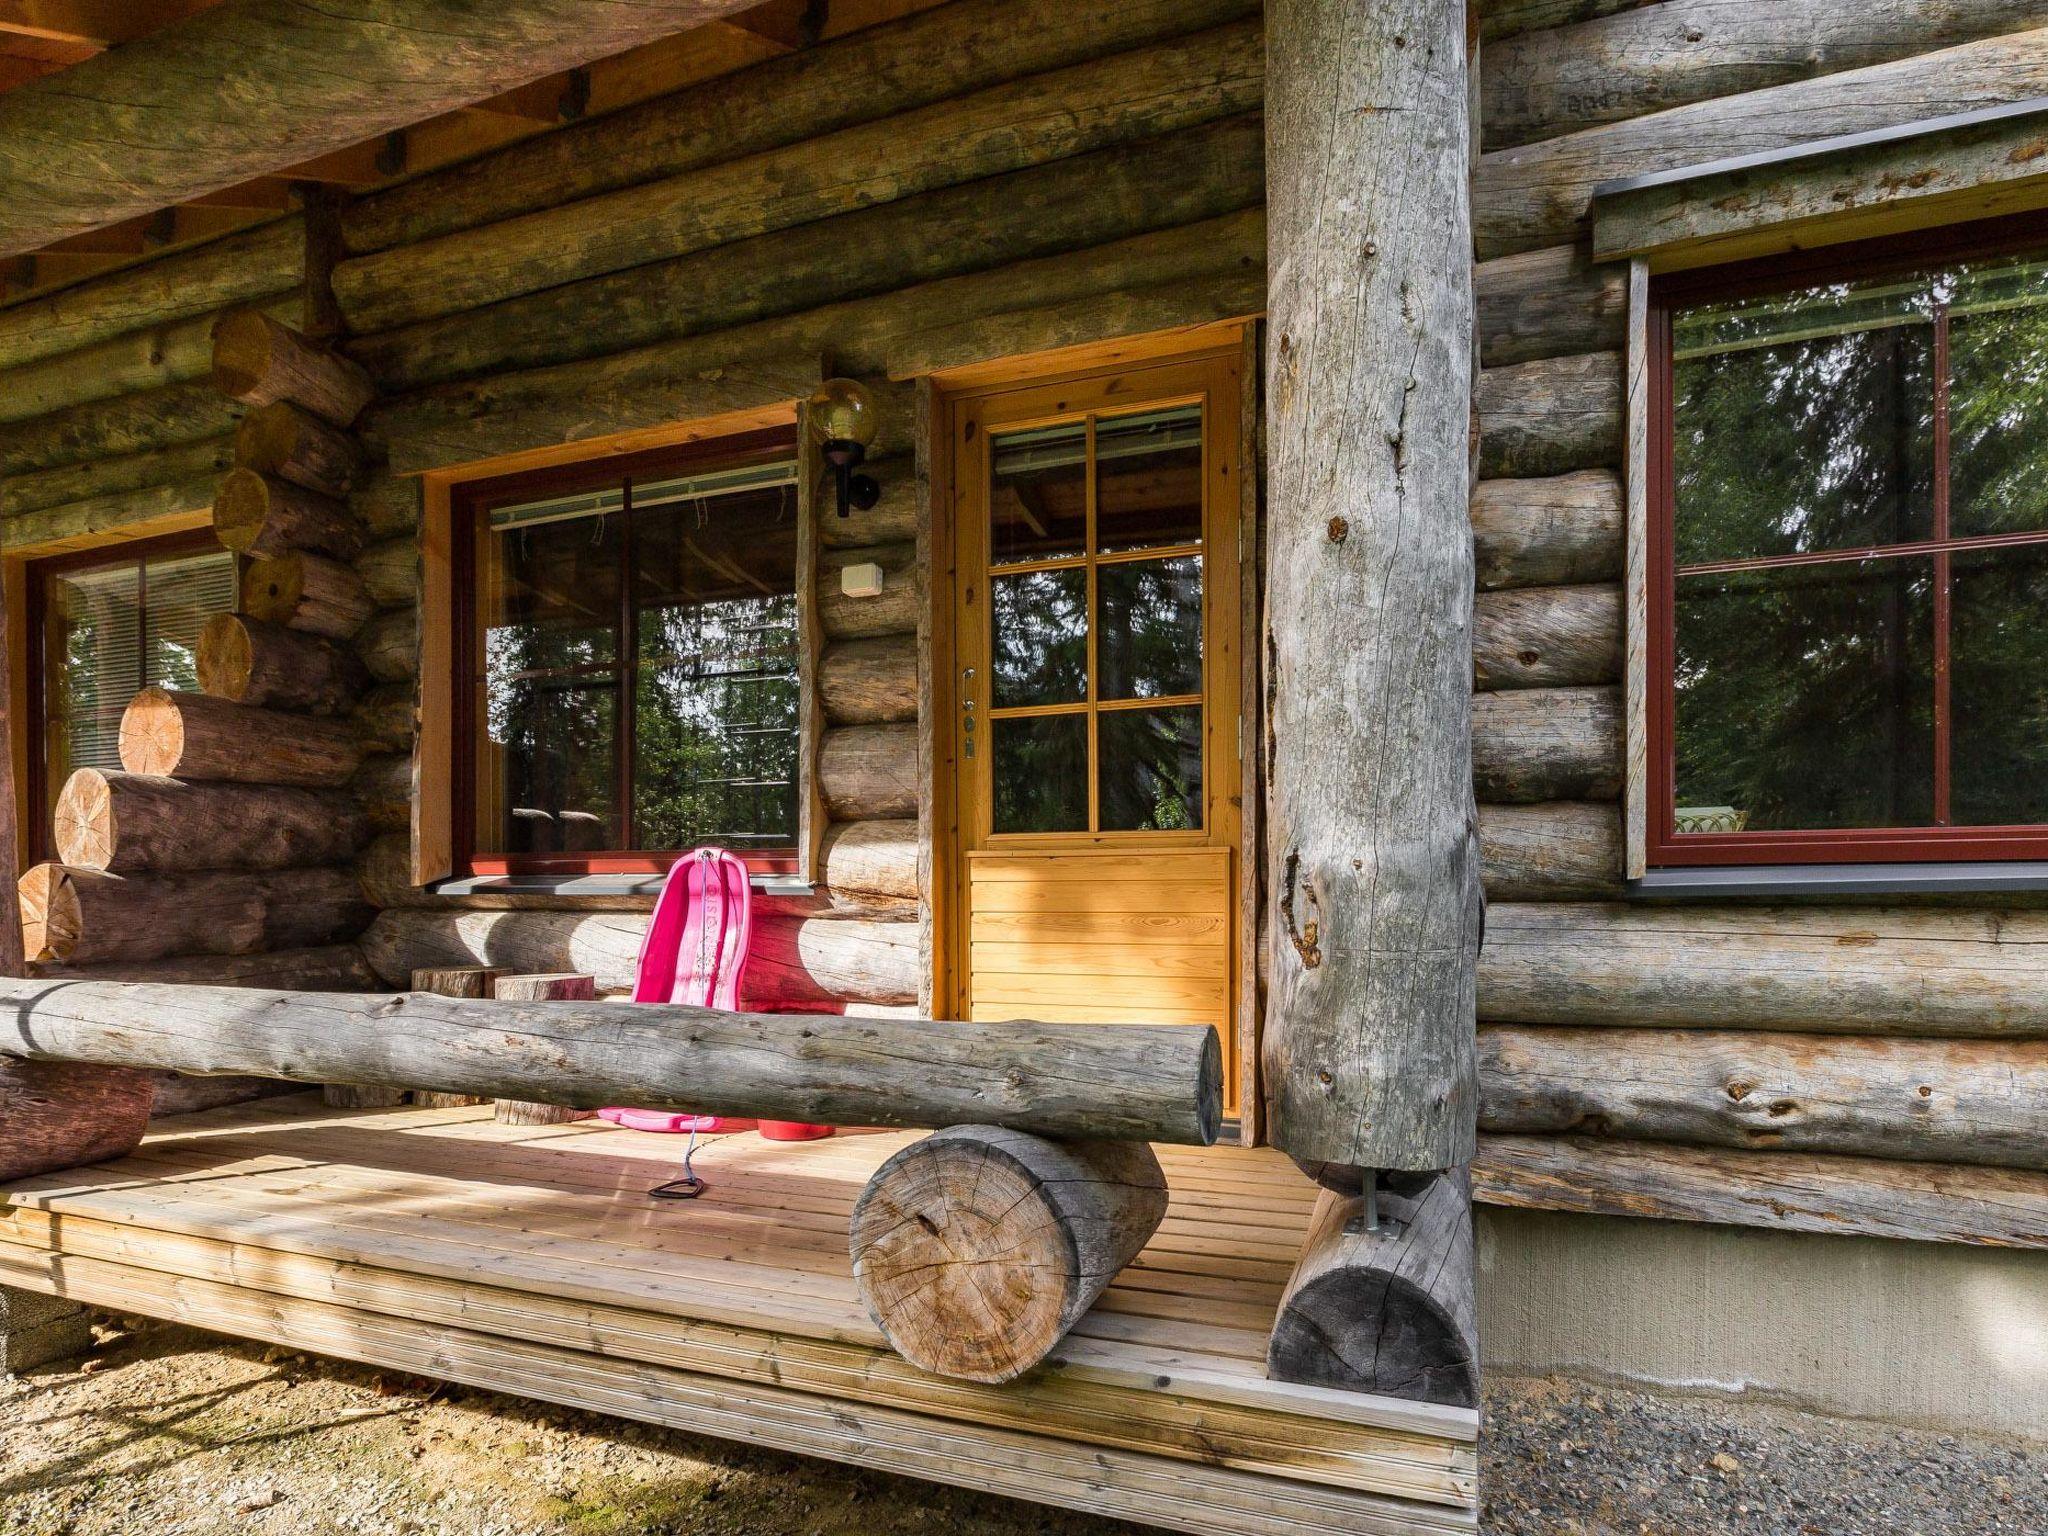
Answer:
(597, 847, 831, 1142)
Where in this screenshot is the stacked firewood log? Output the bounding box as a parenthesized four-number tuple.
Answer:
(17, 312, 386, 1015)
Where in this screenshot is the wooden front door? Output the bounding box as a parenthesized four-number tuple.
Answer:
(940, 350, 1247, 1113)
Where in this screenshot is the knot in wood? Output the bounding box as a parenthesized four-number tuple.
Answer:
(1327, 516, 1349, 544)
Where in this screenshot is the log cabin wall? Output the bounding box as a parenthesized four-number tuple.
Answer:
(1468, 0, 2048, 1246)
(318, 0, 1270, 1023)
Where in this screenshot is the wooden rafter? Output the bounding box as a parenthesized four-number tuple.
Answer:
(0, 0, 774, 255)
(0, 0, 226, 48)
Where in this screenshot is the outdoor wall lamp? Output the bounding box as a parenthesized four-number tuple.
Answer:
(808, 377, 882, 518)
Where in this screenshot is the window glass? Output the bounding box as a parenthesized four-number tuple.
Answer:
(40, 541, 235, 823)
(990, 422, 1086, 565)
(471, 448, 799, 863)
(1663, 230, 2048, 858)
(1096, 405, 1203, 554)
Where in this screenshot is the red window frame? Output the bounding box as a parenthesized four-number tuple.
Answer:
(451, 427, 803, 879)
(1649, 208, 2048, 867)
(24, 528, 232, 865)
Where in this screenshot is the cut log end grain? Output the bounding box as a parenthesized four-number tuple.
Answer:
(849, 1126, 1169, 1383)
(233, 399, 366, 498)
(17, 863, 80, 965)
(52, 769, 116, 871)
(242, 552, 374, 639)
(199, 613, 367, 715)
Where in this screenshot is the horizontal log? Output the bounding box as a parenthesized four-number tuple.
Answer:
(747, 915, 919, 1008)
(1483, 0, 2048, 150)
(350, 685, 415, 755)
(148, 1073, 300, 1119)
(213, 311, 376, 428)
(821, 636, 918, 725)
(33, 943, 376, 992)
(350, 472, 419, 540)
(1480, 902, 2048, 1037)
(0, 1058, 155, 1183)
(851, 1128, 1168, 1382)
(353, 536, 417, 609)
(199, 614, 368, 715)
(1473, 1134, 2048, 1248)
(233, 400, 366, 498)
(1268, 1175, 1479, 1408)
(19, 863, 368, 966)
(819, 541, 920, 641)
(0, 473, 220, 556)
(0, 976, 1223, 1145)
(1473, 583, 1621, 690)
(1471, 686, 1621, 802)
(0, 294, 296, 426)
(821, 724, 919, 822)
(333, 21, 1263, 333)
(120, 688, 362, 789)
(819, 820, 919, 903)
(365, 210, 1263, 476)
(351, 112, 1264, 393)
(214, 468, 366, 560)
(0, 217, 302, 372)
(1477, 802, 1623, 900)
(0, 381, 240, 478)
(1479, 0, 1648, 44)
(1475, 27, 2048, 258)
(1477, 351, 1621, 478)
(1471, 470, 1623, 591)
(1475, 243, 1627, 368)
(1479, 1026, 2048, 1169)
(241, 553, 374, 639)
(343, 0, 1257, 252)
(0, 435, 232, 520)
(354, 753, 412, 834)
(357, 607, 418, 684)
(54, 769, 367, 874)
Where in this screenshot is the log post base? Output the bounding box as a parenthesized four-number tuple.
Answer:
(0, 1285, 90, 1375)
(849, 1125, 1169, 1383)
(411, 967, 506, 1107)
(0, 1057, 155, 1182)
(492, 973, 599, 1124)
(1267, 1169, 1480, 1409)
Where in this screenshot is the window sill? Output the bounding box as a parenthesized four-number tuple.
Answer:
(1629, 862, 2048, 900)
(431, 872, 815, 899)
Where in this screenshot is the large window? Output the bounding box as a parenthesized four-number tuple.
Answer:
(456, 431, 803, 876)
(1652, 215, 2048, 864)
(29, 532, 237, 852)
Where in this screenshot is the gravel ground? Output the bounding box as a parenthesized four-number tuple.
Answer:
(1, 1313, 2041, 1535)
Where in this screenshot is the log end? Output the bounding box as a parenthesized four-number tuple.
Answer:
(117, 685, 185, 777)
(211, 467, 269, 554)
(241, 554, 305, 626)
(850, 1127, 1169, 1384)
(0, 1057, 156, 1182)
(233, 400, 300, 476)
(211, 309, 275, 404)
(51, 769, 117, 871)
(196, 614, 254, 702)
(16, 863, 81, 964)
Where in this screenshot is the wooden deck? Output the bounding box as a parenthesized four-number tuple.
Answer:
(0, 1095, 1478, 1535)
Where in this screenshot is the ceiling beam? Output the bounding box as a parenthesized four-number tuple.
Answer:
(0, 0, 767, 256)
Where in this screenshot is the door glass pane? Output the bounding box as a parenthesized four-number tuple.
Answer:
(1947, 257, 2048, 539)
(1673, 559, 1933, 831)
(1097, 405, 1202, 554)
(991, 567, 1086, 707)
(992, 714, 1088, 833)
(142, 549, 236, 690)
(45, 564, 142, 803)
(1951, 544, 2048, 825)
(1099, 555, 1202, 700)
(631, 472, 800, 851)
(1099, 706, 1202, 831)
(990, 422, 1086, 564)
(476, 502, 622, 853)
(1672, 284, 1934, 565)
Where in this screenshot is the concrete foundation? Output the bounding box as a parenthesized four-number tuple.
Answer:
(1477, 1208, 2048, 1442)
(0, 1284, 90, 1374)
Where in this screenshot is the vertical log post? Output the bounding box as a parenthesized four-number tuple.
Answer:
(1262, 0, 1481, 1400)
(492, 973, 600, 1125)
